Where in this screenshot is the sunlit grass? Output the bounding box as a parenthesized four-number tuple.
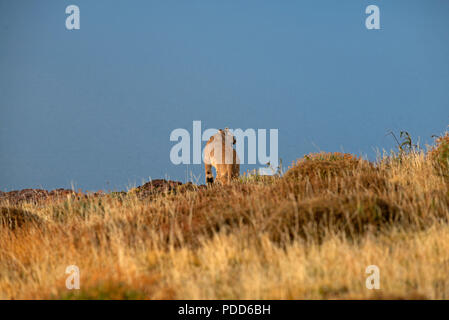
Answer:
(0, 132, 448, 299)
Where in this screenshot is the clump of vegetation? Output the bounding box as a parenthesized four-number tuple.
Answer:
(387, 130, 418, 154)
(428, 130, 449, 175)
(0, 207, 41, 230)
(283, 152, 371, 181)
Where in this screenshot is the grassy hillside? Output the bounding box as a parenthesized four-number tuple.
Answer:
(0, 132, 448, 299)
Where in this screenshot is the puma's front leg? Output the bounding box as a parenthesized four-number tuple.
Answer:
(205, 163, 214, 184)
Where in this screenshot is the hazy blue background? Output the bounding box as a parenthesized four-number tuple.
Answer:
(1, 0, 448, 191)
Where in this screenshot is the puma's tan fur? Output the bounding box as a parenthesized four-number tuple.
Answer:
(204, 128, 240, 184)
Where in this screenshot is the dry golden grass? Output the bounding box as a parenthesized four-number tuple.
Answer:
(0, 143, 448, 299)
(428, 131, 449, 174)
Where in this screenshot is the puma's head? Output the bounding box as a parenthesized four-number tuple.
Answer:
(224, 127, 236, 145)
